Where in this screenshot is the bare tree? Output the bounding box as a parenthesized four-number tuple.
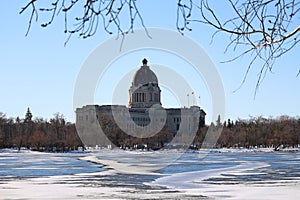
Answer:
(193, 0, 300, 92)
(20, 0, 300, 90)
(20, 0, 147, 45)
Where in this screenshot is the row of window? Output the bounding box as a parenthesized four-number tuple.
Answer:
(132, 117, 150, 122)
(132, 92, 160, 102)
(132, 117, 165, 123)
(77, 115, 89, 121)
(173, 117, 181, 123)
(79, 115, 178, 122)
(78, 115, 181, 125)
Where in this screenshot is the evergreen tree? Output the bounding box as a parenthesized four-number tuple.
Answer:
(216, 115, 222, 127)
(24, 107, 32, 123)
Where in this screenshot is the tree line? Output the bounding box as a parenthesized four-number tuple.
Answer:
(96, 111, 173, 150)
(215, 116, 300, 149)
(0, 108, 83, 151)
(1, 108, 300, 151)
(94, 112, 300, 150)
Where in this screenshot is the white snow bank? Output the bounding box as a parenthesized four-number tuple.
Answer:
(80, 155, 161, 175)
(148, 161, 300, 200)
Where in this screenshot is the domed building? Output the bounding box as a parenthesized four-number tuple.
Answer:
(129, 58, 161, 108)
(76, 59, 206, 148)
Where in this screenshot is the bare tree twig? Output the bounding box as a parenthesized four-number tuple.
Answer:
(195, 0, 300, 93)
(20, 0, 148, 44)
(19, 0, 300, 92)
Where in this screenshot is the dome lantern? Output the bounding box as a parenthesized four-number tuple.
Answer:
(142, 58, 148, 65)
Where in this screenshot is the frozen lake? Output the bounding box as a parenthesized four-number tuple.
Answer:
(0, 149, 300, 199)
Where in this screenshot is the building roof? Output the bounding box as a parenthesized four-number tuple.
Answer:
(132, 58, 158, 87)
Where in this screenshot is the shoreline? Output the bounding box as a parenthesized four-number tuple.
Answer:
(2, 146, 299, 155)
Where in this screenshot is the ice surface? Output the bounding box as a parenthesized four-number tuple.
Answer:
(0, 148, 299, 199)
(147, 150, 300, 199)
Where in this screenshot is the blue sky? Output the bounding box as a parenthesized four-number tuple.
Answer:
(0, 1, 299, 123)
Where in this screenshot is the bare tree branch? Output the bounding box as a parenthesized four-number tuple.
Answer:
(20, 0, 38, 36)
(194, 0, 300, 93)
(20, 0, 300, 92)
(20, 0, 148, 44)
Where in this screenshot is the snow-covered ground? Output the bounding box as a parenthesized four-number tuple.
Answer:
(0, 148, 299, 199)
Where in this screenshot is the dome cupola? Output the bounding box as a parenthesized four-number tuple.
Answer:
(129, 59, 161, 108)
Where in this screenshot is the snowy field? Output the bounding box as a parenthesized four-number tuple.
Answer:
(0, 148, 300, 200)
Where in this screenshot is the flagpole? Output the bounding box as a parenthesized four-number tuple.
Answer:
(192, 92, 195, 106)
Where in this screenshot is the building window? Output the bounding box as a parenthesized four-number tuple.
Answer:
(154, 93, 158, 102)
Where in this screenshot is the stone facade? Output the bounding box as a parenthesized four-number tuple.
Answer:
(76, 59, 206, 147)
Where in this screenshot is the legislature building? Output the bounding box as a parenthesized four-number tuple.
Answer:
(76, 59, 206, 148)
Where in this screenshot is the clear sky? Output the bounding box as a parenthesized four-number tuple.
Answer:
(0, 1, 299, 123)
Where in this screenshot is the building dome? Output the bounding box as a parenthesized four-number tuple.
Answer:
(129, 59, 161, 108)
(132, 58, 158, 87)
